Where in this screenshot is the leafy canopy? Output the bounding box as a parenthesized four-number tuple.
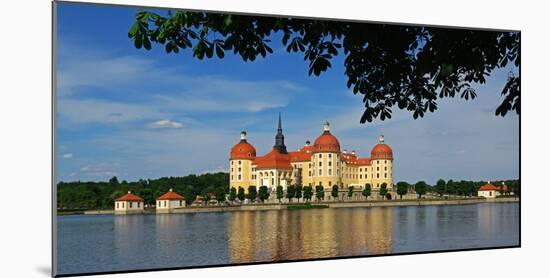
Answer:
(128, 10, 520, 123)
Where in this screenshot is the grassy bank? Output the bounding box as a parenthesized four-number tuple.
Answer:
(287, 203, 329, 210)
(57, 209, 86, 215)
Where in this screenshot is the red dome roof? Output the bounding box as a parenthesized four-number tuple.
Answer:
(313, 132, 341, 153)
(230, 141, 256, 160)
(371, 144, 393, 160)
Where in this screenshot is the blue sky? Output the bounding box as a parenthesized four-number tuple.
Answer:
(55, 2, 519, 184)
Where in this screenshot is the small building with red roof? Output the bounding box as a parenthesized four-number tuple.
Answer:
(478, 182, 498, 198)
(156, 188, 186, 213)
(114, 191, 144, 214)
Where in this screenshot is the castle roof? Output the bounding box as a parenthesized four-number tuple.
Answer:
(289, 145, 314, 162)
(230, 132, 256, 160)
(371, 144, 393, 160)
(340, 152, 372, 166)
(253, 147, 292, 170)
(312, 121, 341, 153)
(313, 132, 341, 153)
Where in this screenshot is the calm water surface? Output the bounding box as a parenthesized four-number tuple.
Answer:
(56, 203, 519, 275)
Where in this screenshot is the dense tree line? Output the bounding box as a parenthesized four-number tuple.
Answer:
(58, 174, 519, 210)
(394, 179, 521, 198)
(57, 172, 229, 210)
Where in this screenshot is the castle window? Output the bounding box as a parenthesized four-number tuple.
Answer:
(238, 161, 242, 165)
(329, 154, 332, 158)
(319, 169, 322, 176)
(384, 166, 387, 171)
(319, 154, 322, 158)
(384, 173, 387, 178)
(129, 202, 133, 208)
(328, 161, 332, 166)
(377, 173, 380, 178)
(328, 169, 332, 176)
(231, 175, 233, 180)
(360, 175, 362, 179)
(231, 161, 234, 165)
(360, 168, 362, 172)
(272, 178, 274, 184)
(309, 171, 312, 176)
(238, 167, 242, 172)
(319, 161, 322, 167)
(377, 160, 380, 165)
(238, 174, 241, 180)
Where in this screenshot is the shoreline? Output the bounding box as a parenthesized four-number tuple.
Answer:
(59, 197, 519, 216)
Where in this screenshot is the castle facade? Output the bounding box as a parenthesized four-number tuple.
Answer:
(229, 115, 394, 192)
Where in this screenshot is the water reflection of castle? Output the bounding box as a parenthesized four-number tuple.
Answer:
(227, 208, 393, 263)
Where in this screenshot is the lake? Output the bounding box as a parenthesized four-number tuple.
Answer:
(56, 202, 519, 275)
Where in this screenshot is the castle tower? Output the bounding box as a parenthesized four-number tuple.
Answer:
(274, 112, 287, 154)
(229, 131, 256, 191)
(370, 134, 394, 190)
(312, 121, 342, 189)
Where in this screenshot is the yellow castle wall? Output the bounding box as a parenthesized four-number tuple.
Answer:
(229, 159, 254, 190)
(229, 153, 393, 193)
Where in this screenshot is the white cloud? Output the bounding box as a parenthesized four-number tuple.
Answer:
(61, 153, 73, 159)
(146, 119, 184, 129)
(201, 165, 230, 174)
(79, 163, 119, 178)
(56, 98, 162, 124)
(55, 41, 304, 131)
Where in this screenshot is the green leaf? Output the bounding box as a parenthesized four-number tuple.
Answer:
(224, 14, 232, 27)
(134, 35, 142, 49)
(215, 45, 225, 58)
(128, 23, 139, 38)
(282, 32, 290, 45)
(143, 36, 151, 50)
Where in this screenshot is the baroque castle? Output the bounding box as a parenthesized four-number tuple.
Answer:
(229, 114, 394, 192)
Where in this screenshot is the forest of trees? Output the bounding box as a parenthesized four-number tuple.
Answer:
(56, 172, 229, 210)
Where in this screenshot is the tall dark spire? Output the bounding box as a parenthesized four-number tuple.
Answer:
(274, 113, 287, 153)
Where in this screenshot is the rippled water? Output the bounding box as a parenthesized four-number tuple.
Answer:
(56, 203, 519, 275)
